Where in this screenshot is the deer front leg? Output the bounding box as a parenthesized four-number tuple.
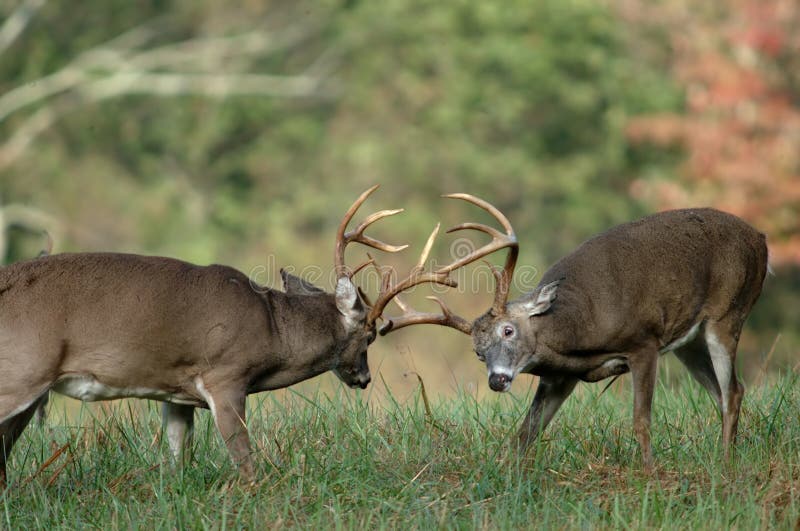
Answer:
(628, 348, 659, 472)
(162, 403, 195, 465)
(194, 378, 254, 480)
(517, 375, 578, 453)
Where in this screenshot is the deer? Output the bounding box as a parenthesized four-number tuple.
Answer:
(379, 194, 768, 471)
(0, 186, 463, 487)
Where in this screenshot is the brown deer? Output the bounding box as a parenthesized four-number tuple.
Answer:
(380, 194, 768, 470)
(0, 186, 460, 486)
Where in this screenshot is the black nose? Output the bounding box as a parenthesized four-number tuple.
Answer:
(359, 376, 371, 389)
(488, 372, 511, 392)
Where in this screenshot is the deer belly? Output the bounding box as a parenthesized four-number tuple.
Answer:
(659, 321, 702, 354)
(580, 358, 629, 382)
(52, 374, 201, 405)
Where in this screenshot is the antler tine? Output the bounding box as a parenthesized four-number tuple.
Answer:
(347, 257, 375, 279)
(366, 224, 458, 325)
(442, 193, 515, 235)
(441, 193, 519, 314)
(369, 193, 519, 333)
(349, 209, 404, 237)
(446, 222, 505, 240)
(415, 223, 440, 271)
(334, 186, 409, 278)
(379, 295, 472, 336)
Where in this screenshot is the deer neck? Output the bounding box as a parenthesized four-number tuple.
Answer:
(254, 290, 344, 387)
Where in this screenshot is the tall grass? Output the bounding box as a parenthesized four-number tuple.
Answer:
(3, 372, 799, 529)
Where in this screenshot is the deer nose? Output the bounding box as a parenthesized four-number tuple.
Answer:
(488, 372, 511, 392)
(355, 372, 371, 389)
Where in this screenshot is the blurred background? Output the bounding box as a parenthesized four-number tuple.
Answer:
(1, 0, 798, 408)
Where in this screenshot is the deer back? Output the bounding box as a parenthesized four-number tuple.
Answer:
(0, 252, 348, 395)
(532, 208, 768, 355)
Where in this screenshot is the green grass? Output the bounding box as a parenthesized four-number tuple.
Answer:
(3, 372, 800, 529)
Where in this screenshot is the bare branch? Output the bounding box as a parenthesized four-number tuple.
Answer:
(0, 14, 333, 172)
(0, 68, 85, 124)
(0, 98, 66, 172)
(0, 0, 46, 57)
(123, 24, 319, 72)
(0, 202, 60, 262)
(86, 71, 327, 100)
(1, 203, 59, 233)
(0, 17, 162, 123)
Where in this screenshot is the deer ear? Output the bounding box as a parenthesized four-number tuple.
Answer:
(523, 280, 560, 317)
(335, 277, 363, 325)
(281, 269, 324, 295)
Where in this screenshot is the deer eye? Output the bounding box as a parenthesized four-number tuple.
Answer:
(502, 325, 515, 338)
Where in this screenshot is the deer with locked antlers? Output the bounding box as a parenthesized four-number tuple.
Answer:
(0, 186, 463, 486)
(380, 194, 768, 470)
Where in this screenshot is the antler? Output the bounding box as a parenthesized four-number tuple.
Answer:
(441, 193, 518, 315)
(377, 193, 518, 335)
(378, 295, 472, 335)
(334, 185, 408, 278)
(366, 223, 458, 325)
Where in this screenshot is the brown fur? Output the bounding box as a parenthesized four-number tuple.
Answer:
(0, 252, 374, 485)
(471, 208, 768, 469)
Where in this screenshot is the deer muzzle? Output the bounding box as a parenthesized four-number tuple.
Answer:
(354, 374, 371, 389)
(488, 371, 512, 392)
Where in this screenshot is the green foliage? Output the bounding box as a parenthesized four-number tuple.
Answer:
(331, 0, 682, 251)
(4, 373, 800, 528)
(1, 0, 680, 267)
(2, 1, 792, 366)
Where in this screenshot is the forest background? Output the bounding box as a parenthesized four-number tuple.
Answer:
(2, 0, 798, 403)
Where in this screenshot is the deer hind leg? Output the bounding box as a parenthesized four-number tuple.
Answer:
(704, 320, 744, 456)
(162, 403, 195, 466)
(1, 392, 49, 489)
(517, 375, 577, 453)
(673, 325, 723, 412)
(627, 347, 659, 472)
(36, 392, 50, 426)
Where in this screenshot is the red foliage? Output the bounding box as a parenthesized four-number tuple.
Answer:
(624, 0, 800, 265)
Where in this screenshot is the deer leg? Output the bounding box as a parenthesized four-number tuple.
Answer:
(35, 392, 50, 426)
(162, 403, 195, 465)
(704, 321, 744, 457)
(517, 375, 578, 453)
(1, 393, 49, 489)
(627, 348, 659, 471)
(673, 328, 723, 412)
(194, 379, 254, 480)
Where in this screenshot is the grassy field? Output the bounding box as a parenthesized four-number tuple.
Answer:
(2, 371, 799, 529)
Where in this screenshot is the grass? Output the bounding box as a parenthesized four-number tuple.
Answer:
(2, 371, 800, 529)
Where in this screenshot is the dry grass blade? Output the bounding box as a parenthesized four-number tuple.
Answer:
(108, 463, 160, 493)
(405, 371, 445, 432)
(45, 456, 75, 488)
(21, 442, 71, 486)
(755, 333, 781, 386)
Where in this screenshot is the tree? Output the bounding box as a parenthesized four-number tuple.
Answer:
(624, 0, 800, 265)
(0, 0, 333, 175)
